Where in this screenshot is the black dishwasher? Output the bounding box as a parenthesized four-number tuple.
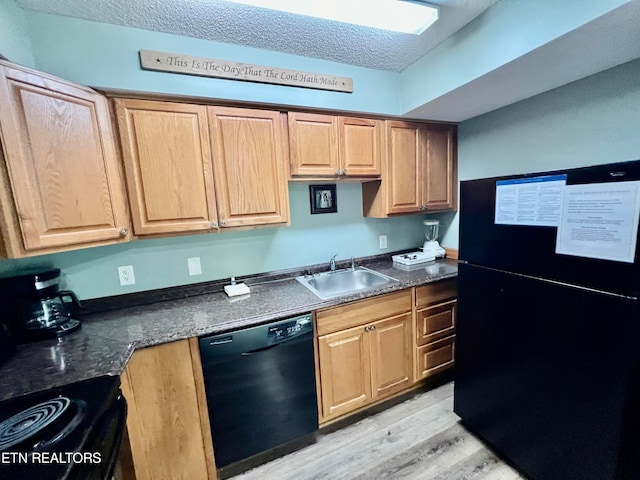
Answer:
(199, 313, 318, 476)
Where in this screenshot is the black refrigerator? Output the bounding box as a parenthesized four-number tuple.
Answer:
(454, 160, 640, 480)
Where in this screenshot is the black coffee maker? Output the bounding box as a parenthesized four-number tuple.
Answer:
(0, 268, 82, 342)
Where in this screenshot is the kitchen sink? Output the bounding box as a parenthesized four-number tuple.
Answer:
(296, 266, 399, 300)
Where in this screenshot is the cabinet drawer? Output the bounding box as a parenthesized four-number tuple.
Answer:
(416, 299, 456, 346)
(416, 335, 455, 380)
(415, 279, 457, 307)
(316, 290, 412, 336)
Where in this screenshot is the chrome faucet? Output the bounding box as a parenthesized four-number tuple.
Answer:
(329, 254, 338, 272)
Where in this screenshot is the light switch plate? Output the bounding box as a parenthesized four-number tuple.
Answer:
(379, 235, 388, 249)
(188, 257, 202, 276)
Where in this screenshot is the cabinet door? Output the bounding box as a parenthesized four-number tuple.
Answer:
(288, 112, 339, 176)
(318, 325, 372, 422)
(339, 117, 382, 176)
(384, 120, 421, 214)
(416, 334, 455, 380)
(115, 99, 218, 235)
(422, 124, 457, 211)
(416, 299, 456, 346)
(369, 313, 412, 400)
(0, 64, 129, 252)
(120, 339, 217, 480)
(208, 107, 290, 227)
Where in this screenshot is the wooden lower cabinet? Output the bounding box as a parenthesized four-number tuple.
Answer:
(414, 280, 457, 382)
(369, 313, 412, 398)
(316, 290, 412, 423)
(416, 334, 455, 379)
(120, 338, 217, 480)
(317, 325, 372, 420)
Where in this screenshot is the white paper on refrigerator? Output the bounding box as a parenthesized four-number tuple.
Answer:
(555, 180, 640, 263)
(495, 175, 567, 227)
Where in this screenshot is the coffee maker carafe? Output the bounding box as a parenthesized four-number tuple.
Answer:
(1, 268, 82, 342)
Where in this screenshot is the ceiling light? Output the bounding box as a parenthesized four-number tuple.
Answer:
(226, 0, 439, 35)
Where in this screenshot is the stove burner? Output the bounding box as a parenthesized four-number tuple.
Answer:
(0, 397, 72, 451)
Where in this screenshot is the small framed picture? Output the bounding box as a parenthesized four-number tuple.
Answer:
(309, 184, 337, 214)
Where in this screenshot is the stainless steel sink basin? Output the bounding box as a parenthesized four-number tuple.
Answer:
(296, 266, 399, 299)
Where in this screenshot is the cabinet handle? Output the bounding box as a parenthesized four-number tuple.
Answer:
(365, 325, 376, 332)
(335, 169, 341, 175)
(341, 169, 347, 175)
(370, 325, 376, 331)
(210, 222, 218, 229)
(220, 220, 227, 227)
(119, 228, 128, 236)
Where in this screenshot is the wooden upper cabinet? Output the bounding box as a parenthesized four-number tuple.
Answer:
(0, 62, 130, 255)
(362, 121, 457, 217)
(422, 124, 457, 211)
(208, 107, 290, 227)
(115, 99, 218, 236)
(339, 117, 382, 176)
(288, 112, 339, 176)
(383, 120, 422, 214)
(288, 112, 381, 178)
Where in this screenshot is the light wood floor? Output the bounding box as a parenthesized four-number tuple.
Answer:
(231, 382, 527, 480)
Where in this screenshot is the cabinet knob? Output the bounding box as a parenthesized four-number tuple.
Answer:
(335, 169, 341, 175)
(210, 222, 218, 229)
(341, 169, 347, 175)
(220, 220, 227, 227)
(119, 228, 128, 236)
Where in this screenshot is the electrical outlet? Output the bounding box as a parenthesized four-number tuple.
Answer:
(117, 265, 136, 286)
(379, 235, 388, 249)
(187, 257, 202, 276)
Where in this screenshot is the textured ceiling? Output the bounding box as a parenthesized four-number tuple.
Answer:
(15, 0, 499, 72)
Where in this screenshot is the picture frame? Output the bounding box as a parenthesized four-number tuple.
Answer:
(309, 184, 337, 214)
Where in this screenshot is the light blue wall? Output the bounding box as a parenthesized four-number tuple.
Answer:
(24, 11, 400, 115)
(441, 57, 640, 248)
(0, 184, 426, 299)
(399, 0, 630, 114)
(0, 1, 34, 67)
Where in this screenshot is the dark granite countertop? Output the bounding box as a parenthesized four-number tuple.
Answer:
(0, 257, 457, 401)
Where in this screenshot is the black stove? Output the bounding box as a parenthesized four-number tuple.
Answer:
(0, 375, 126, 480)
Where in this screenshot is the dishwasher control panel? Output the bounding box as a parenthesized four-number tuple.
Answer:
(268, 314, 313, 344)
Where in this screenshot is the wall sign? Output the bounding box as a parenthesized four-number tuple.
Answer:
(139, 49, 354, 93)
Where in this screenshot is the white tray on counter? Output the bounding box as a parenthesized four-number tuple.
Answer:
(392, 251, 436, 266)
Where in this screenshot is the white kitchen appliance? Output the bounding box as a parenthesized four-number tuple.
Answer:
(422, 219, 446, 258)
